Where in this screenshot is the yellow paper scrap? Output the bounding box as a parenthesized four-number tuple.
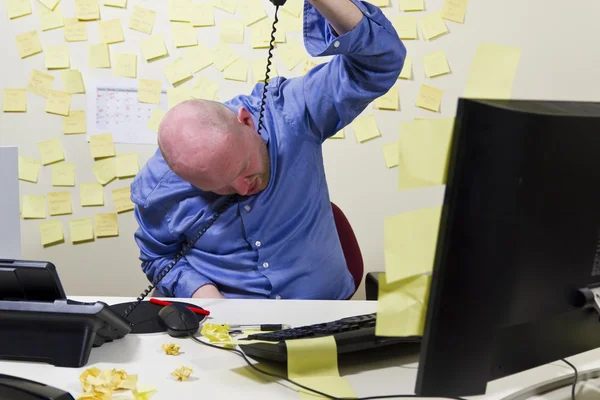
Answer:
(132, 384, 156, 400)
(39, 220, 64, 246)
(104, 0, 126, 7)
(80, 182, 104, 206)
(70, 218, 94, 243)
(138, 79, 162, 104)
(168, 86, 192, 109)
(78, 367, 140, 396)
(46, 45, 70, 69)
(3, 89, 27, 112)
(28, 69, 54, 98)
(147, 108, 166, 133)
(352, 114, 381, 143)
(168, 0, 191, 22)
(223, 57, 248, 82)
(6, 0, 31, 19)
(39, 3, 64, 30)
(399, 0, 423, 11)
(75, 0, 99, 20)
(112, 186, 134, 213)
(375, 85, 399, 110)
(419, 12, 448, 40)
(416, 84, 443, 112)
(38, 138, 65, 165)
(116, 153, 139, 178)
(162, 343, 181, 355)
(281, 0, 302, 17)
(172, 22, 197, 48)
(392, 15, 417, 40)
(48, 191, 72, 215)
(383, 142, 399, 168)
(38, 0, 58, 10)
(276, 39, 307, 70)
(191, 75, 218, 100)
(52, 162, 76, 186)
(252, 58, 278, 82)
(442, 0, 469, 23)
(88, 44, 111, 68)
(113, 53, 137, 78)
(18, 156, 41, 183)
(464, 42, 521, 100)
(201, 323, 231, 342)
(45, 90, 71, 116)
(62, 70, 85, 94)
(238, 0, 266, 26)
(212, 0, 236, 13)
(398, 56, 412, 80)
(129, 6, 156, 34)
(163, 58, 192, 85)
(15, 30, 42, 59)
(375, 273, 432, 337)
(397, 118, 454, 190)
(171, 366, 193, 381)
(23, 195, 46, 219)
(64, 18, 87, 42)
(423, 51, 450, 78)
(329, 130, 344, 139)
(91, 158, 116, 185)
(141, 35, 168, 61)
(220, 19, 245, 44)
(90, 133, 115, 159)
(95, 213, 119, 237)
(212, 43, 239, 71)
(98, 19, 124, 44)
(184, 44, 213, 73)
(190, 2, 214, 27)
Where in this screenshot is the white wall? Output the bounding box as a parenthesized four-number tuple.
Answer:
(1, 0, 599, 299)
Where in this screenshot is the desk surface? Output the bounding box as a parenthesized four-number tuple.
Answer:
(1, 297, 600, 400)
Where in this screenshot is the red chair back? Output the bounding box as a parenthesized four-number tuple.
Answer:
(330, 202, 364, 297)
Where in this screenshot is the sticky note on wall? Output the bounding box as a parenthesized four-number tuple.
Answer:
(95, 213, 119, 237)
(39, 220, 64, 246)
(80, 182, 104, 206)
(129, 6, 156, 34)
(464, 43, 522, 100)
(90, 133, 116, 159)
(3, 89, 27, 112)
(442, 0, 469, 23)
(48, 191, 72, 215)
(27, 69, 54, 98)
(52, 162, 76, 186)
(70, 218, 94, 243)
(91, 158, 116, 185)
(116, 153, 139, 178)
(38, 138, 65, 165)
(63, 110, 87, 134)
(112, 186, 134, 213)
(18, 156, 41, 183)
(22, 195, 47, 219)
(352, 115, 381, 143)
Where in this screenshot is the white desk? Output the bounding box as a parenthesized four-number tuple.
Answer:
(2, 297, 600, 400)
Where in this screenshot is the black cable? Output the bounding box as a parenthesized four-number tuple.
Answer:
(561, 358, 578, 400)
(256, 5, 280, 137)
(189, 334, 468, 400)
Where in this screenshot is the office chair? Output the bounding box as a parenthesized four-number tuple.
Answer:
(150, 202, 364, 298)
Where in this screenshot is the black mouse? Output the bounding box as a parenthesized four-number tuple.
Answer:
(157, 303, 200, 337)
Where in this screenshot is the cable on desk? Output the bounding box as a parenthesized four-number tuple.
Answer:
(561, 358, 578, 400)
(189, 334, 468, 400)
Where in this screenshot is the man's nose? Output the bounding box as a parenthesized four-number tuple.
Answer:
(232, 178, 249, 196)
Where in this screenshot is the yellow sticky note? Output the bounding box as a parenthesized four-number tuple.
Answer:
(464, 42, 521, 100)
(15, 30, 42, 59)
(38, 138, 64, 165)
(95, 213, 119, 237)
(352, 115, 381, 143)
(129, 6, 156, 34)
(39, 3, 64, 31)
(191, 75, 218, 100)
(112, 186, 134, 213)
(38, 0, 58, 10)
(48, 191, 72, 215)
(419, 12, 448, 40)
(113, 53, 137, 78)
(62, 70, 85, 94)
(238, 0, 266, 26)
(212, 0, 236, 14)
(52, 162, 76, 186)
(397, 118, 454, 190)
(220, 20, 245, 44)
(64, 18, 87, 42)
(392, 15, 417, 40)
(329, 130, 344, 139)
(398, 56, 412, 80)
(91, 158, 116, 185)
(104, 0, 125, 7)
(168, 86, 191, 109)
(80, 182, 104, 206)
(442, 0, 469, 23)
(132, 384, 157, 400)
(90, 133, 115, 159)
(3, 89, 27, 112)
(98, 19, 124, 44)
(147, 108, 166, 133)
(22, 195, 46, 219)
(27, 70, 54, 98)
(400, 0, 423, 11)
(375, 85, 399, 110)
(45, 89, 71, 116)
(276, 40, 307, 70)
(141, 35, 168, 61)
(281, 0, 302, 17)
(6, 0, 31, 19)
(251, 19, 286, 48)
(138, 79, 162, 104)
(423, 51, 450, 78)
(416, 84, 443, 112)
(172, 22, 197, 48)
(190, 2, 214, 27)
(184, 44, 213, 73)
(46, 45, 70, 69)
(66, 107, 91, 133)
(252, 58, 277, 83)
(211, 44, 239, 71)
(168, 0, 191, 22)
(88, 44, 111, 68)
(384, 207, 441, 284)
(70, 218, 94, 243)
(39, 220, 64, 246)
(279, 12, 301, 32)
(383, 142, 399, 168)
(223, 57, 248, 82)
(18, 156, 41, 183)
(164, 58, 192, 85)
(75, 0, 99, 21)
(116, 153, 139, 178)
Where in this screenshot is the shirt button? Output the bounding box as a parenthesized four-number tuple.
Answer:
(244, 205, 251, 212)
(262, 262, 269, 268)
(334, 41, 340, 48)
(276, 295, 281, 300)
(255, 240, 262, 247)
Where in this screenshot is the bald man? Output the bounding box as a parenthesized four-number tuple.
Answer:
(130, 0, 406, 299)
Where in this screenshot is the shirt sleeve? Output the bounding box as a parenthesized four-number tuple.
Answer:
(277, 0, 406, 142)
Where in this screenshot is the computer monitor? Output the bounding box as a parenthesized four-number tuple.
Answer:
(416, 98, 600, 397)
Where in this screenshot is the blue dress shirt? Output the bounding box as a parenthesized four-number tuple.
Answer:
(130, 0, 406, 299)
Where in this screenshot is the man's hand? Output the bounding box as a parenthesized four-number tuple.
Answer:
(192, 284, 226, 298)
(307, 0, 363, 36)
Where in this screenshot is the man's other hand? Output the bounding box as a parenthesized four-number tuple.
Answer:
(192, 284, 226, 298)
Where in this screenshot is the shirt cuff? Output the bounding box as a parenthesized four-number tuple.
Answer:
(173, 267, 215, 298)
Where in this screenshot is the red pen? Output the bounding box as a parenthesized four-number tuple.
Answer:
(149, 298, 211, 316)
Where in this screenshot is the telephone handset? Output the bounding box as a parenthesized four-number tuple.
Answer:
(124, 0, 287, 319)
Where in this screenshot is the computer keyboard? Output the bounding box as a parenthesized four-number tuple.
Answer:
(238, 313, 421, 362)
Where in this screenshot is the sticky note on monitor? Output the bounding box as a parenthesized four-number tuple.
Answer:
(48, 191, 72, 215)
(98, 19, 125, 44)
(138, 79, 162, 104)
(91, 158, 116, 185)
(392, 15, 417, 40)
(416, 84, 443, 112)
(52, 162, 76, 186)
(400, 0, 424, 11)
(423, 51, 451, 78)
(28, 70, 54, 98)
(15, 30, 42, 59)
(62, 70, 85, 94)
(398, 56, 412, 80)
(184, 44, 213, 73)
(129, 6, 156, 34)
(22, 195, 46, 219)
(80, 182, 104, 206)
(39, 220, 64, 246)
(95, 213, 119, 237)
(112, 186, 134, 213)
(18, 156, 41, 183)
(163, 58, 192, 85)
(88, 44, 111, 68)
(3, 89, 27, 112)
(64, 18, 87, 42)
(116, 153, 139, 178)
(464, 42, 521, 100)
(6, 0, 31, 19)
(352, 115, 381, 143)
(147, 108, 166, 133)
(191, 3, 214, 27)
(374, 85, 399, 110)
(113, 53, 137, 78)
(418, 12, 448, 40)
(45, 90, 71, 116)
(141, 35, 168, 62)
(223, 58, 248, 82)
(383, 143, 399, 168)
(63, 110, 86, 134)
(70, 218, 94, 243)
(37, 138, 65, 165)
(90, 133, 116, 159)
(442, 0, 469, 23)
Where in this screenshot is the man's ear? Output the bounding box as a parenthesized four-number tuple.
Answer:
(237, 107, 255, 130)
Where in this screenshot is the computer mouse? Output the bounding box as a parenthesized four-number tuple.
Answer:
(157, 303, 200, 337)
